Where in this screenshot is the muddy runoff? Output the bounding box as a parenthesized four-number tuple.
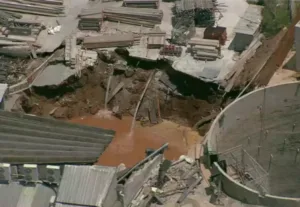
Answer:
(19, 54, 223, 166)
(71, 113, 201, 167)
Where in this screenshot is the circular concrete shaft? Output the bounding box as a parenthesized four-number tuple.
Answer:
(207, 82, 300, 200)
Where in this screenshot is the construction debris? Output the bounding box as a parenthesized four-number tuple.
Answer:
(78, 3, 102, 31)
(103, 7, 163, 28)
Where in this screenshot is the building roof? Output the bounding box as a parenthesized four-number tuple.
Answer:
(234, 4, 263, 35)
(56, 165, 117, 207)
(0, 182, 55, 207)
(0, 110, 115, 164)
(0, 83, 7, 102)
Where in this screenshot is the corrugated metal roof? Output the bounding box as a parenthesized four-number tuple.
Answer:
(0, 110, 115, 164)
(0, 83, 7, 102)
(234, 5, 263, 35)
(0, 182, 55, 207)
(56, 165, 117, 207)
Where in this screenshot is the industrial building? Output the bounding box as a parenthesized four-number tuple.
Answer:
(206, 82, 300, 206)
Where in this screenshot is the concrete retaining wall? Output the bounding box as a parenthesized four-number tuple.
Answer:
(207, 82, 300, 204)
(213, 162, 300, 207)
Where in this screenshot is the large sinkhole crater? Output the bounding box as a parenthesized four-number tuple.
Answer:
(207, 82, 300, 199)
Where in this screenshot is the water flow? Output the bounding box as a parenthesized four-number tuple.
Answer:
(130, 71, 155, 134)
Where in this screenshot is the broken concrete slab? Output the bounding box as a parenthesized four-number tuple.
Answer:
(107, 81, 125, 103)
(31, 64, 77, 87)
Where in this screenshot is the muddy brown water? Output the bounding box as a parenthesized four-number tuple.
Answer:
(71, 114, 201, 167)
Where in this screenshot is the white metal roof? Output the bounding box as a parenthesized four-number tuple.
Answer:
(56, 165, 117, 207)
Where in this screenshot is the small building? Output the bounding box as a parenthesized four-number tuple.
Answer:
(229, 5, 263, 52)
(204, 26, 227, 46)
(0, 83, 7, 110)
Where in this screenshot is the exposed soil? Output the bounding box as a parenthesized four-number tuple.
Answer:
(20, 65, 106, 119)
(19, 54, 222, 129)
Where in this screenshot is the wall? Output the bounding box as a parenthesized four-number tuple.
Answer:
(207, 82, 300, 201)
(213, 162, 300, 207)
(255, 8, 300, 86)
(296, 22, 300, 71)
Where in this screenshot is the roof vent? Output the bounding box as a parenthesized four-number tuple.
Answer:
(46, 165, 61, 184)
(0, 163, 11, 183)
(23, 164, 39, 183)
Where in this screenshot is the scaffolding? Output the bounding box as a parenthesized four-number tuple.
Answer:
(171, 0, 216, 45)
(219, 145, 269, 194)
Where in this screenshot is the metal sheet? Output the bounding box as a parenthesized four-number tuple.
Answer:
(56, 165, 117, 206)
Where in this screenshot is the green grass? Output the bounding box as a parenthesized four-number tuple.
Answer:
(261, 2, 291, 37)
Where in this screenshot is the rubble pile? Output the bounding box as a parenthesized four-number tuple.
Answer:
(130, 154, 203, 206)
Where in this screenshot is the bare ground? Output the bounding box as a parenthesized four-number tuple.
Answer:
(18, 54, 222, 132)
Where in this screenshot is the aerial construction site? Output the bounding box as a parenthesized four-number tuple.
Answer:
(0, 0, 300, 206)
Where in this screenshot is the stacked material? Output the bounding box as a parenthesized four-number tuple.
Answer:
(0, 10, 22, 26)
(7, 19, 43, 37)
(78, 6, 102, 31)
(0, 0, 65, 17)
(123, 0, 159, 9)
(147, 26, 166, 49)
(83, 33, 135, 49)
(65, 35, 77, 68)
(103, 7, 163, 28)
(78, 14, 102, 31)
(188, 38, 221, 61)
